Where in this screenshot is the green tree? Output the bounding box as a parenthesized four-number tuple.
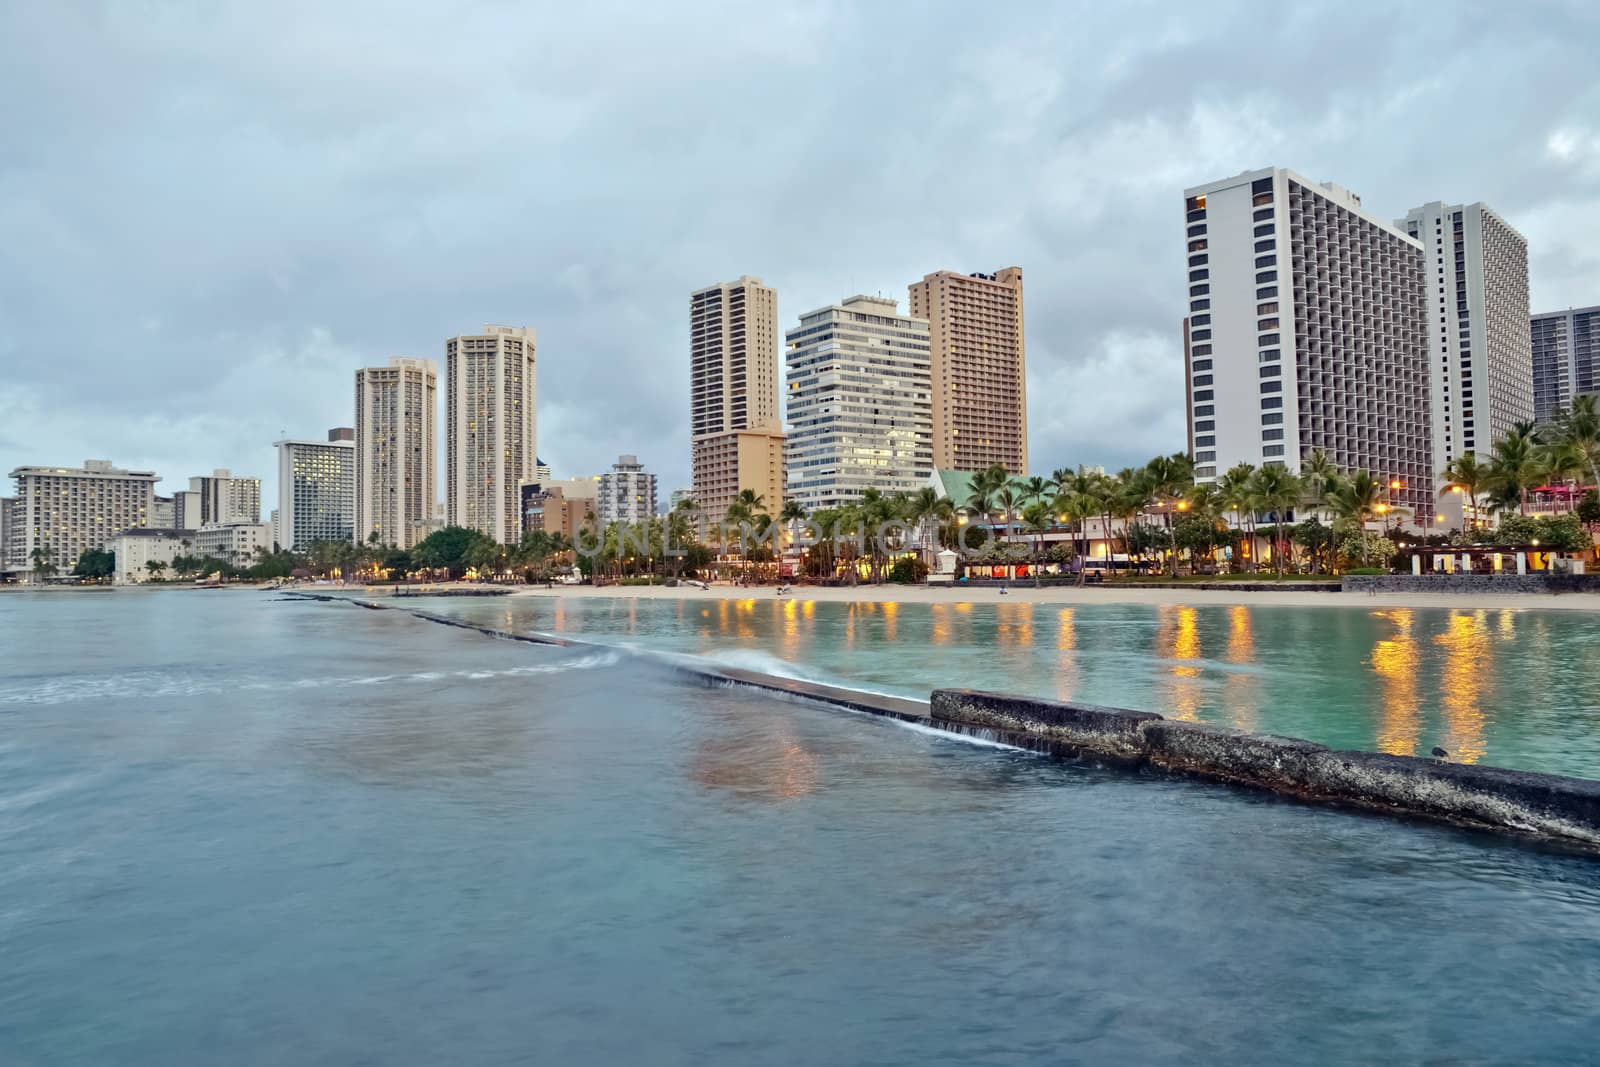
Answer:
(72, 547, 116, 582)
(1250, 464, 1302, 577)
(1485, 423, 1542, 515)
(1145, 452, 1195, 577)
(1441, 452, 1491, 530)
(29, 545, 56, 583)
(1324, 470, 1384, 567)
(412, 526, 500, 579)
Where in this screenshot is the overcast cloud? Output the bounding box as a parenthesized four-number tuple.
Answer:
(3, 1, 1598, 512)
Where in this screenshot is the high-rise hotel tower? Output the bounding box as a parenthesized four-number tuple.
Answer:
(1182, 168, 1432, 518)
(689, 277, 785, 519)
(355, 357, 437, 548)
(908, 267, 1027, 475)
(785, 295, 933, 510)
(445, 326, 536, 545)
(1398, 202, 1531, 473)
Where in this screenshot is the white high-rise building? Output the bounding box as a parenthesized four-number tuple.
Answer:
(445, 325, 537, 544)
(1182, 168, 1432, 518)
(785, 294, 933, 510)
(274, 430, 356, 550)
(6, 460, 158, 578)
(597, 454, 658, 526)
(355, 357, 438, 548)
(187, 469, 261, 526)
(1398, 202, 1531, 472)
(1531, 306, 1600, 425)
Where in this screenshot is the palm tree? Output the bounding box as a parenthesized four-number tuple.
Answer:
(1251, 464, 1302, 577)
(1145, 452, 1194, 576)
(145, 559, 167, 581)
(994, 482, 1023, 551)
(1325, 469, 1383, 566)
(1021, 503, 1051, 586)
(1021, 475, 1052, 506)
(1485, 425, 1541, 515)
(1555, 394, 1600, 491)
(1215, 462, 1259, 571)
(1300, 449, 1339, 509)
(1112, 470, 1151, 568)
(1441, 452, 1490, 530)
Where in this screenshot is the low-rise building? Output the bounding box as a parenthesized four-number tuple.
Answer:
(113, 529, 186, 584)
(194, 522, 271, 569)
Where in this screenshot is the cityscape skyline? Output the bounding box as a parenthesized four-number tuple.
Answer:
(4, 5, 1596, 514)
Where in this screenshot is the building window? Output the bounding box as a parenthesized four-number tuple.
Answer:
(1262, 428, 1284, 441)
(1259, 380, 1282, 394)
(1262, 444, 1286, 457)
(1189, 269, 1209, 281)
(1195, 450, 1216, 463)
(1194, 389, 1214, 401)
(1196, 465, 1217, 478)
(1195, 419, 1215, 432)
(1258, 317, 1280, 330)
(1257, 286, 1278, 299)
(1259, 364, 1281, 378)
(1193, 374, 1213, 386)
(1191, 313, 1211, 326)
(1253, 207, 1274, 222)
(1191, 298, 1211, 311)
(1258, 332, 1280, 345)
(1256, 255, 1277, 268)
(1262, 412, 1283, 425)
(1254, 224, 1275, 238)
(1187, 223, 1206, 238)
(1191, 343, 1212, 356)
(1257, 302, 1278, 315)
(1194, 404, 1214, 416)
(1189, 253, 1209, 266)
(1188, 239, 1208, 252)
(1261, 396, 1282, 409)
(1191, 284, 1210, 296)
(1256, 270, 1277, 283)
(1192, 359, 1213, 371)
(1196, 436, 1216, 448)
(1191, 329, 1211, 341)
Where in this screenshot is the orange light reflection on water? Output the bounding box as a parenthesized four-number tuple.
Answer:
(1434, 611, 1490, 764)
(1222, 605, 1259, 732)
(1055, 608, 1077, 702)
(1156, 605, 1203, 721)
(1370, 609, 1420, 756)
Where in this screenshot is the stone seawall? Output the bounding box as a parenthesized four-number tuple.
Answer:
(932, 689, 1600, 847)
(1342, 574, 1600, 595)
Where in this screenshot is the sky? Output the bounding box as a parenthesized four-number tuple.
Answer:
(3, 1, 1598, 516)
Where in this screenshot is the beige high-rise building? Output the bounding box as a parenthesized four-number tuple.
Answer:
(355, 357, 438, 548)
(689, 276, 786, 519)
(446, 325, 537, 545)
(908, 267, 1028, 475)
(7, 460, 157, 579)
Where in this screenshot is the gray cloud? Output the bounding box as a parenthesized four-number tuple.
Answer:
(2, 0, 1597, 512)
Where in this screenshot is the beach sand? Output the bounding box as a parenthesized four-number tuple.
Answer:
(503, 581, 1600, 613)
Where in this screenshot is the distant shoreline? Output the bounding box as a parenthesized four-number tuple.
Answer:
(505, 581, 1600, 612)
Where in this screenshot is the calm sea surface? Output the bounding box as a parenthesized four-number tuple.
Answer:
(2, 589, 1599, 1065)
(424, 592, 1600, 776)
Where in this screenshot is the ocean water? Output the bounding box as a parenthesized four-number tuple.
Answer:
(421, 593, 1600, 778)
(2, 589, 1599, 1065)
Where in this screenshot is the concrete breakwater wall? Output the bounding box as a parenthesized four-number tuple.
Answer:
(285, 592, 1600, 849)
(1342, 574, 1600, 594)
(932, 689, 1600, 847)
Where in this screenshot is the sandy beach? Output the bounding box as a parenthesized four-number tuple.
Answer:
(503, 581, 1600, 613)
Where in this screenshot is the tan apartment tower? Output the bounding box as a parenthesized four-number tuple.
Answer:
(907, 267, 1028, 475)
(445, 325, 536, 545)
(689, 276, 785, 519)
(355, 357, 438, 548)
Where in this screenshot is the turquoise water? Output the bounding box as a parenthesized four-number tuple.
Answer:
(420, 594, 1600, 778)
(2, 590, 1599, 1064)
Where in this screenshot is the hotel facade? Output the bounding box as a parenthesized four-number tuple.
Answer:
(446, 325, 537, 545)
(689, 277, 786, 519)
(1531, 305, 1600, 425)
(907, 267, 1027, 475)
(784, 294, 933, 510)
(5, 460, 157, 577)
(355, 356, 438, 548)
(1398, 202, 1532, 473)
(274, 430, 356, 550)
(1182, 167, 1432, 518)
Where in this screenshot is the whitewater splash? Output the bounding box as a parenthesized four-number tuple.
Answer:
(0, 650, 622, 707)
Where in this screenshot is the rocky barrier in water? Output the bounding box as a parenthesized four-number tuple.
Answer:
(284, 592, 1600, 849)
(932, 689, 1600, 847)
